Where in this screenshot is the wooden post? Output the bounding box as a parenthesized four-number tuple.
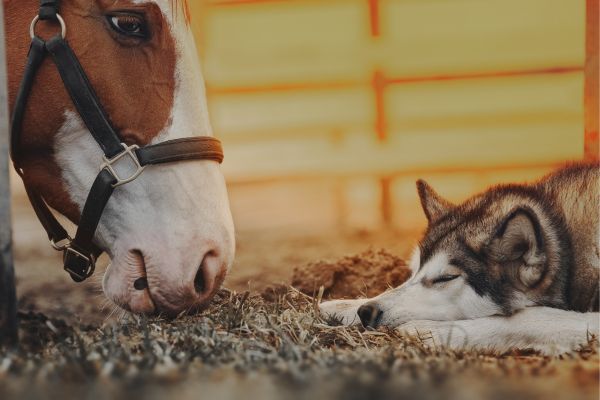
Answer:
(379, 176, 393, 227)
(371, 70, 394, 227)
(367, 0, 380, 38)
(584, 0, 599, 161)
(0, 2, 18, 346)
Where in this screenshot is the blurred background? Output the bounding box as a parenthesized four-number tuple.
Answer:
(9, 0, 597, 319)
(192, 0, 587, 233)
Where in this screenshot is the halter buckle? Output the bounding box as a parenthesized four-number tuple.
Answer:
(63, 247, 96, 282)
(101, 143, 146, 188)
(50, 237, 72, 251)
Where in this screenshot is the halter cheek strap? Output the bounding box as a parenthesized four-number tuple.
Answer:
(11, 1, 225, 282)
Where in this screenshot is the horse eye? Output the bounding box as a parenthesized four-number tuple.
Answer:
(108, 14, 148, 38)
(432, 275, 460, 284)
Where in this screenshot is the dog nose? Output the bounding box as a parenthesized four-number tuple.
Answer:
(358, 303, 383, 328)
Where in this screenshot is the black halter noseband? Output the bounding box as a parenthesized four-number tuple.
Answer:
(10, 0, 225, 283)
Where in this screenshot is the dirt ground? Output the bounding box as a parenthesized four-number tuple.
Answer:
(290, 248, 411, 299)
(12, 219, 419, 325)
(3, 202, 599, 400)
(1, 284, 598, 400)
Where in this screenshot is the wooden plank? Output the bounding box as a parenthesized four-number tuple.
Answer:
(221, 119, 578, 179)
(584, 0, 599, 161)
(0, 2, 18, 346)
(197, 0, 584, 87)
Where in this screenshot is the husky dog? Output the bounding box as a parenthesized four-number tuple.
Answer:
(320, 163, 599, 354)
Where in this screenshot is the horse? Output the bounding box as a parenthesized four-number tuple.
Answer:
(3, 0, 235, 316)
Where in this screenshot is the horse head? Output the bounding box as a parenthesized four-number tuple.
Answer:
(4, 0, 235, 316)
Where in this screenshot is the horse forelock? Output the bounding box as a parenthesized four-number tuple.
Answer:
(171, 0, 191, 25)
(116, 1, 191, 26)
(1, 1, 191, 26)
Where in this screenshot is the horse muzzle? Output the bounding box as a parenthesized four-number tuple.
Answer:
(103, 235, 232, 316)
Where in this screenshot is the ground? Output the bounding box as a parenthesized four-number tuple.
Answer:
(2, 213, 599, 399)
(12, 223, 417, 324)
(1, 284, 598, 400)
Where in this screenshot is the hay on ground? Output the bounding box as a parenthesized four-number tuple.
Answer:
(0, 251, 598, 400)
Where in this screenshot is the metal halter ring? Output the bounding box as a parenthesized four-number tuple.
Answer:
(101, 143, 147, 188)
(30, 14, 67, 40)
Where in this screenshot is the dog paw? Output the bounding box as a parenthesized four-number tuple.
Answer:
(319, 299, 367, 326)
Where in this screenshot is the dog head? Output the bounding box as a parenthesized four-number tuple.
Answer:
(357, 180, 566, 328)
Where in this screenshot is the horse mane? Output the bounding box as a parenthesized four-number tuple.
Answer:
(171, 0, 192, 25)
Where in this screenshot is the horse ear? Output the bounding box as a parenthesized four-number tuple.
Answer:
(489, 208, 547, 288)
(416, 180, 453, 223)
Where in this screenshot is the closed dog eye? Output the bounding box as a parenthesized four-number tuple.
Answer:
(432, 275, 460, 284)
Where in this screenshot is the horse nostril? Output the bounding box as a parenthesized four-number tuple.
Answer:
(194, 250, 221, 296)
(130, 250, 149, 291)
(194, 265, 206, 294)
(358, 303, 383, 328)
(133, 277, 148, 291)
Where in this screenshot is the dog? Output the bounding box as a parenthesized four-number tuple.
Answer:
(320, 163, 599, 355)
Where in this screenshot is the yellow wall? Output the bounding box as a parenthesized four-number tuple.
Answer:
(190, 0, 586, 232)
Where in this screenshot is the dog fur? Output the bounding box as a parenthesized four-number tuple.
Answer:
(320, 163, 600, 355)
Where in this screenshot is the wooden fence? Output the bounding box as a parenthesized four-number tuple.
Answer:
(192, 0, 596, 230)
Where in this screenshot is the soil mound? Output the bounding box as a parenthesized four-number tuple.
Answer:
(291, 248, 411, 299)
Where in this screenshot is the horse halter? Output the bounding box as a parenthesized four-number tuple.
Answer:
(10, 0, 225, 282)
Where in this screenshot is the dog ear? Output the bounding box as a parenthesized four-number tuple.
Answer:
(416, 180, 453, 223)
(489, 208, 547, 287)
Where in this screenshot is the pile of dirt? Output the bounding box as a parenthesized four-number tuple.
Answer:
(290, 248, 411, 299)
